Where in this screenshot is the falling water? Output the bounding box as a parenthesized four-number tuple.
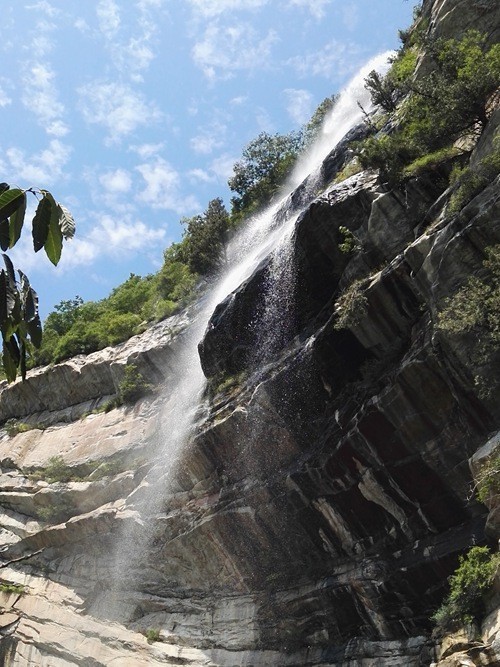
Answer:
(100, 52, 393, 621)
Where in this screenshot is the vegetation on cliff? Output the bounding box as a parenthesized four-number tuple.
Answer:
(432, 546, 500, 630)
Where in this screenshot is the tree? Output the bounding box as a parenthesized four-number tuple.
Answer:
(0, 184, 75, 381)
(228, 131, 302, 216)
(302, 94, 338, 144)
(181, 198, 230, 276)
(360, 30, 500, 185)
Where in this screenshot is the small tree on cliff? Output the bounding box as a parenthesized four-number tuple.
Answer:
(0, 183, 75, 381)
(228, 131, 302, 218)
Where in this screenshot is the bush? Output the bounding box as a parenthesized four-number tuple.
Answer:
(334, 279, 368, 330)
(117, 364, 153, 404)
(438, 245, 500, 397)
(432, 546, 499, 630)
(145, 628, 161, 643)
(0, 581, 25, 595)
(476, 454, 500, 505)
(447, 137, 500, 215)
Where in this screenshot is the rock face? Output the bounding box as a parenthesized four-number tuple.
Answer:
(1, 2, 500, 665)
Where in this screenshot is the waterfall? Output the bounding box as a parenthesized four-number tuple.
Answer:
(99, 52, 392, 621)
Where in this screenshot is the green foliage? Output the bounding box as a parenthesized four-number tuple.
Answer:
(334, 158, 363, 184)
(0, 580, 25, 595)
(448, 137, 500, 215)
(40, 455, 78, 484)
(302, 94, 338, 145)
(3, 419, 42, 437)
(0, 184, 75, 381)
(117, 364, 153, 404)
(361, 31, 500, 186)
(476, 455, 500, 505)
(334, 279, 368, 330)
(364, 48, 418, 112)
(438, 245, 500, 397)
(432, 546, 499, 630)
(228, 131, 302, 218)
(402, 145, 462, 179)
(337, 226, 360, 254)
(180, 198, 230, 276)
(145, 628, 161, 643)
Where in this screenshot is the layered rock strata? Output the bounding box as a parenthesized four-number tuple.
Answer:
(1, 1, 500, 664)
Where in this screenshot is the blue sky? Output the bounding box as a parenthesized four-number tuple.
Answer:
(2, 0, 415, 318)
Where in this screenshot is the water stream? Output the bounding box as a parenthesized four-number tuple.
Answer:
(100, 51, 392, 621)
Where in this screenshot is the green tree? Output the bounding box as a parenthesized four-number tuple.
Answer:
(181, 198, 230, 276)
(228, 131, 302, 217)
(361, 31, 500, 185)
(0, 184, 75, 381)
(302, 94, 338, 144)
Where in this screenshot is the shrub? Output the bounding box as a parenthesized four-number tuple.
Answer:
(145, 628, 161, 644)
(438, 245, 500, 397)
(117, 364, 153, 404)
(334, 279, 368, 330)
(0, 581, 25, 595)
(3, 420, 42, 437)
(337, 226, 360, 254)
(476, 454, 500, 505)
(39, 456, 79, 484)
(402, 145, 462, 179)
(432, 546, 499, 630)
(447, 137, 500, 215)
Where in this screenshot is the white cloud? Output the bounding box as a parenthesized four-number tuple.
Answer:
(209, 153, 237, 181)
(342, 3, 359, 31)
(188, 168, 216, 184)
(26, 1, 58, 17)
(129, 142, 164, 159)
(97, 0, 121, 38)
(78, 81, 161, 143)
(192, 21, 278, 80)
(230, 95, 247, 106)
(60, 214, 166, 269)
(95, 0, 164, 79)
(136, 158, 200, 213)
(5, 140, 72, 186)
(100, 168, 132, 193)
(190, 121, 227, 155)
(22, 62, 69, 136)
(188, 0, 268, 17)
(0, 84, 12, 108)
(284, 88, 313, 125)
(286, 0, 332, 19)
(288, 39, 360, 79)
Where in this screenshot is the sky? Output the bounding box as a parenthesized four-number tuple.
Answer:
(1, 0, 415, 319)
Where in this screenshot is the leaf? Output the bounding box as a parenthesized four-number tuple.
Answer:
(0, 189, 25, 222)
(0, 218, 9, 251)
(18, 271, 39, 322)
(0, 183, 10, 194)
(0, 259, 18, 324)
(57, 203, 76, 240)
(27, 314, 42, 348)
(9, 191, 26, 248)
(44, 193, 63, 266)
(2, 339, 18, 383)
(32, 194, 52, 252)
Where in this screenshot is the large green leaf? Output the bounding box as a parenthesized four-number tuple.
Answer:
(44, 193, 63, 265)
(32, 194, 52, 252)
(57, 203, 76, 239)
(2, 339, 18, 383)
(9, 191, 27, 248)
(0, 189, 25, 221)
(0, 257, 18, 324)
(0, 218, 9, 251)
(27, 314, 42, 348)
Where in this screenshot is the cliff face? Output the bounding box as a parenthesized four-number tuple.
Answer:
(1, 2, 500, 665)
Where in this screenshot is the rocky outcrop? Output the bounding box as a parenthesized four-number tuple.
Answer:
(1, 1, 500, 664)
